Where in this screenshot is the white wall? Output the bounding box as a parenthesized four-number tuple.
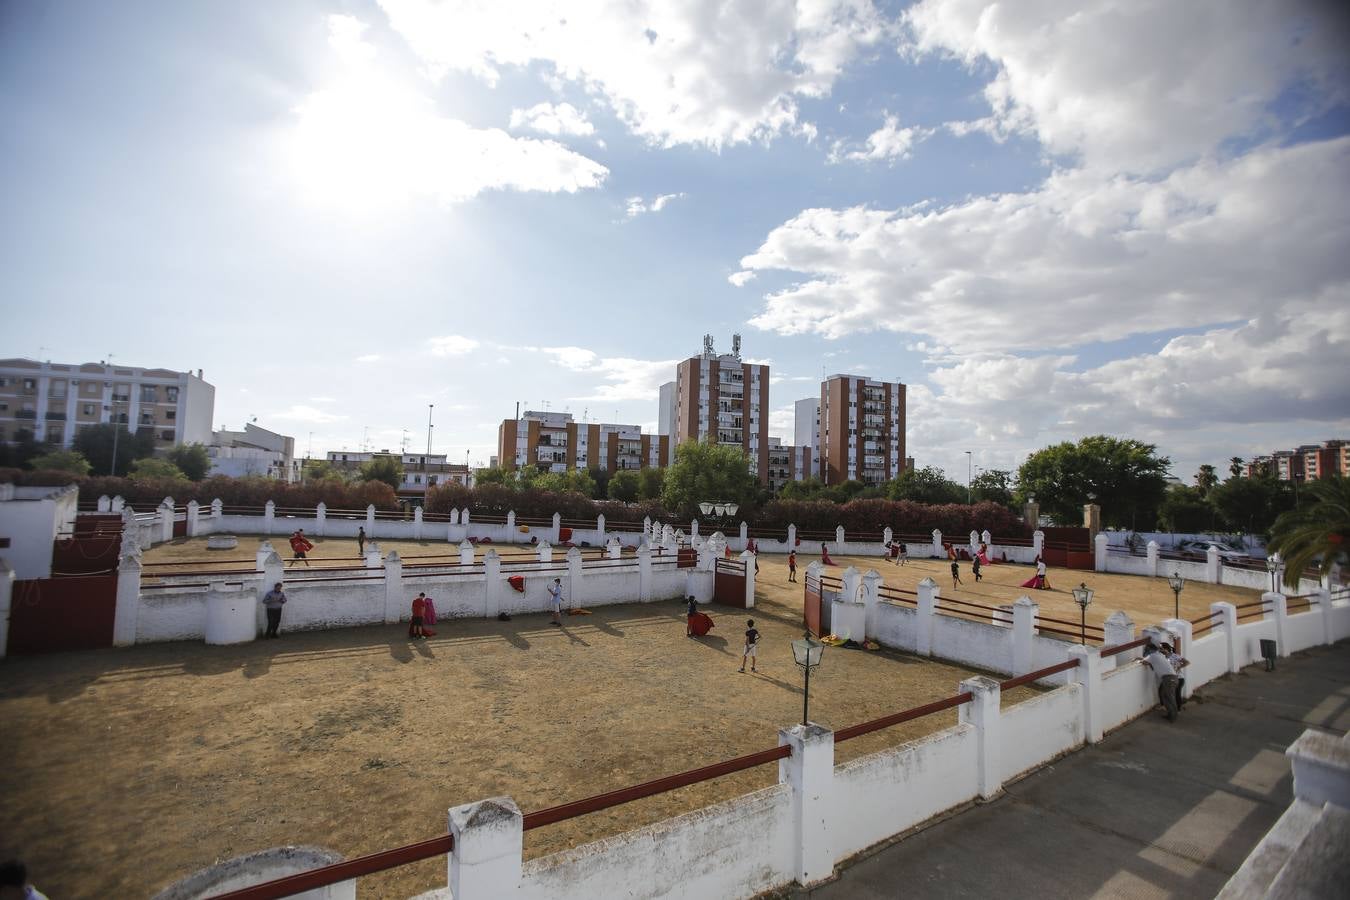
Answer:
(999, 685, 1083, 781)
(0, 483, 78, 579)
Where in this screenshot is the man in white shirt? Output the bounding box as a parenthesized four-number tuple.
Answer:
(1144, 645, 1180, 720)
(548, 578, 563, 627)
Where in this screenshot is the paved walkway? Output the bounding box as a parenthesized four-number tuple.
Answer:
(795, 642, 1350, 900)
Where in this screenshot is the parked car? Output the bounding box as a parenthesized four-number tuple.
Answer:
(1175, 539, 1249, 561)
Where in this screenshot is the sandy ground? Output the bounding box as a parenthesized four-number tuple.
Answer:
(1, 543, 1054, 900)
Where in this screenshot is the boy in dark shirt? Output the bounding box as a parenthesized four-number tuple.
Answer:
(738, 619, 760, 673)
(951, 559, 963, 589)
(686, 595, 698, 637)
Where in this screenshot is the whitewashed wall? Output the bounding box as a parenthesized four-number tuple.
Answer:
(931, 613, 1015, 674)
(999, 685, 1084, 782)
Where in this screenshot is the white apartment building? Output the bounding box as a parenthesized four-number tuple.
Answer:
(793, 397, 821, 479)
(209, 423, 299, 482)
(325, 450, 471, 501)
(658, 380, 677, 466)
(0, 357, 214, 450)
(672, 334, 770, 484)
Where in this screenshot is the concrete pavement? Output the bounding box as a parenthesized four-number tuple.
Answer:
(794, 642, 1350, 900)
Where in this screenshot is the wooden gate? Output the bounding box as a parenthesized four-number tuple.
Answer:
(803, 572, 823, 636)
(714, 558, 747, 607)
(7, 573, 117, 654)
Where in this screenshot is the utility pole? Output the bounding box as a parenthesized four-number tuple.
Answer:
(965, 450, 973, 504)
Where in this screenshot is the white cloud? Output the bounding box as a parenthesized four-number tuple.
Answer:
(744, 137, 1350, 353)
(310, 397, 337, 404)
(509, 102, 595, 137)
(509, 344, 678, 403)
(625, 192, 685, 218)
(286, 15, 608, 210)
(830, 114, 933, 163)
(905, 0, 1349, 174)
(355, 354, 382, 363)
(768, 404, 795, 439)
(268, 405, 349, 425)
(427, 335, 480, 356)
(728, 270, 757, 287)
(377, 0, 892, 148)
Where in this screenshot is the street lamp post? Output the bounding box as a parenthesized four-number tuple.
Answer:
(965, 450, 972, 504)
(791, 631, 825, 725)
(1071, 582, 1095, 644)
(698, 500, 740, 530)
(1168, 571, 1185, 620)
(1265, 556, 1278, 594)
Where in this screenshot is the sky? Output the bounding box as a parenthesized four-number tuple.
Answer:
(3, 0, 1349, 484)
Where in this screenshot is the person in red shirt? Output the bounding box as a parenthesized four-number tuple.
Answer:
(409, 592, 427, 639)
(287, 529, 313, 567)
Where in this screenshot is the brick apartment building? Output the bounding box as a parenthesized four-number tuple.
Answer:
(672, 334, 770, 484)
(1246, 440, 1346, 480)
(497, 410, 667, 474)
(766, 437, 814, 493)
(817, 374, 907, 486)
(0, 357, 214, 451)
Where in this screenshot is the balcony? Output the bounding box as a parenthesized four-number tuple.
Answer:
(717, 430, 743, 444)
(15, 409, 36, 419)
(717, 370, 744, 384)
(45, 411, 66, 421)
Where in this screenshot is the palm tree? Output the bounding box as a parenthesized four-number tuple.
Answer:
(1267, 476, 1349, 590)
(1229, 456, 1244, 479)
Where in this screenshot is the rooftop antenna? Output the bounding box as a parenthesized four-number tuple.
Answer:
(401, 429, 409, 453)
(732, 333, 741, 358)
(703, 333, 715, 357)
(362, 425, 370, 452)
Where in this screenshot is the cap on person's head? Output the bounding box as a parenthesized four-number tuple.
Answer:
(418, 592, 425, 597)
(554, 578, 561, 583)
(274, 582, 283, 588)
(747, 618, 754, 626)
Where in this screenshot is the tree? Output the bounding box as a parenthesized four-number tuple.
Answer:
(1209, 474, 1294, 535)
(74, 423, 156, 476)
(1229, 457, 1244, 479)
(358, 455, 403, 490)
(587, 466, 611, 500)
(637, 466, 665, 501)
(29, 449, 93, 476)
(474, 466, 511, 486)
(1267, 476, 1349, 590)
(970, 469, 1015, 508)
(1016, 436, 1170, 528)
(607, 469, 640, 502)
(1156, 486, 1214, 533)
(166, 443, 212, 481)
(9, 428, 43, 469)
(661, 438, 759, 519)
(780, 477, 827, 500)
(129, 457, 188, 481)
(1195, 464, 1219, 496)
(885, 466, 966, 505)
(302, 459, 349, 482)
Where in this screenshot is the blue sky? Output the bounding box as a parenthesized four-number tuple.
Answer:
(3, 0, 1348, 484)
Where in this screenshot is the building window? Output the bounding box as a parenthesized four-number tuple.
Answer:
(0, 377, 7, 387)
(23, 378, 36, 391)
(166, 386, 179, 402)
(0, 403, 6, 412)
(83, 404, 94, 416)
(161, 429, 175, 441)
(165, 410, 175, 421)
(140, 385, 157, 402)
(49, 382, 66, 399)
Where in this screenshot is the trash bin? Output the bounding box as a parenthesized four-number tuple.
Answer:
(1259, 639, 1277, 671)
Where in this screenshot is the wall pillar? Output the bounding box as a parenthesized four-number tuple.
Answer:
(185, 500, 200, 537)
(595, 513, 605, 545)
(97, 495, 111, 512)
(915, 577, 938, 656)
(1162, 617, 1195, 699)
(483, 550, 502, 619)
(1264, 592, 1289, 657)
(1032, 529, 1044, 559)
(787, 523, 797, 550)
(1012, 596, 1038, 675)
(834, 525, 845, 552)
(264, 500, 276, 536)
(606, 538, 622, 560)
(383, 551, 403, 625)
(1318, 586, 1335, 646)
(255, 541, 275, 571)
(315, 501, 327, 537)
(110, 552, 142, 647)
(931, 529, 943, 558)
(447, 797, 523, 900)
(1068, 645, 1104, 743)
(981, 529, 992, 546)
(364, 542, 382, 569)
(414, 505, 424, 541)
(690, 518, 699, 539)
(638, 543, 653, 602)
(1094, 533, 1108, 572)
(882, 527, 893, 553)
(210, 498, 223, 521)
(643, 516, 652, 540)
(861, 569, 882, 640)
(159, 500, 174, 544)
(778, 723, 835, 887)
(958, 676, 1002, 800)
(551, 512, 562, 545)
(365, 504, 376, 538)
(0, 561, 13, 658)
(1102, 611, 1135, 671)
(566, 546, 584, 607)
(1146, 540, 1159, 577)
(1203, 545, 1220, 584)
(1212, 602, 1239, 673)
(740, 549, 757, 609)
(506, 510, 517, 543)
(840, 566, 862, 603)
(739, 521, 749, 550)
(536, 541, 553, 563)
(1286, 730, 1350, 811)
(111, 495, 125, 513)
(459, 540, 476, 567)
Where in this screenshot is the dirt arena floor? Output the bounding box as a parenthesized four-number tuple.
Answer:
(0, 538, 1268, 898)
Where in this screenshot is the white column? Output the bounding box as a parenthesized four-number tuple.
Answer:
(1068, 645, 1104, 744)
(882, 526, 893, 550)
(210, 498, 222, 520)
(364, 542, 382, 569)
(566, 546, 584, 608)
(1012, 596, 1038, 676)
(256, 541, 275, 571)
(861, 569, 882, 640)
(483, 550, 502, 619)
(931, 529, 943, 558)
(0, 561, 13, 658)
(461, 508, 471, 528)
(264, 500, 276, 535)
(1162, 617, 1195, 700)
(97, 495, 111, 512)
(186, 500, 200, 537)
(981, 529, 992, 546)
(740, 549, 756, 609)
(638, 543, 653, 602)
(778, 723, 835, 887)
(690, 518, 699, 539)
(1286, 729, 1350, 810)
(787, 523, 797, 550)
(536, 541, 553, 563)
(606, 538, 622, 560)
(958, 676, 1002, 800)
(915, 577, 938, 657)
(315, 501, 327, 537)
(835, 525, 845, 552)
(459, 540, 475, 567)
(413, 505, 424, 541)
(595, 513, 605, 545)
(840, 565, 862, 603)
(447, 797, 523, 900)
(1317, 586, 1335, 646)
(1032, 530, 1044, 559)
(159, 500, 174, 544)
(111, 495, 125, 513)
(384, 551, 403, 625)
(642, 516, 652, 540)
(1146, 540, 1159, 577)
(365, 504, 376, 537)
(506, 510, 517, 543)
(1264, 592, 1289, 657)
(1206, 545, 1221, 584)
(1212, 602, 1239, 674)
(1102, 611, 1135, 671)
(1094, 533, 1108, 572)
(551, 512, 561, 544)
(739, 520, 749, 549)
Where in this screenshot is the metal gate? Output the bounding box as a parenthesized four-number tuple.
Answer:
(7, 573, 118, 654)
(714, 557, 747, 607)
(803, 572, 822, 636)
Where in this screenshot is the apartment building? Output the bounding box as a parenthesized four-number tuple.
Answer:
(497, 410, 668, 474)
(209, 423, 299, 482)
(1258, 440, 1347, 481)
(819, 374, 907, 486)
(325, 450, 471, 502)
(658, 381, 677, 466)
(0, 357, 214, 450)
(672, 334, 770, 484)
(793, 398, 821, 479)
(766, 437, 813, 493)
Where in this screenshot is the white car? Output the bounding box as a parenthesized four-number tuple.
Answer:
(1175, 539, 1249, 561)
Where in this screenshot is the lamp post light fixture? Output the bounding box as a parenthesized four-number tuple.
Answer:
(791, 631, 825, 725)
(698, 500, 739, 523)
(965, 450, 972, 504)
(1168, 571, 1185, 620)
(1265, 556, 1278, 594)
(1071, 581, 1094, 644)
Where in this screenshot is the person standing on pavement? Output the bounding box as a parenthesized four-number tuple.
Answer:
(1144, 643, 1180, 720)
(262, 582, 287, 638)
(738, 619, 759, 673)
(1163, 642, 1190, 708)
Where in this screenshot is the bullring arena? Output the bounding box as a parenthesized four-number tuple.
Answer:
(5, 517, 1327, 899)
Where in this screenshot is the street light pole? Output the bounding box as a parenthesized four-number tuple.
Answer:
(965, 450, 972, 504)
(1168, 571, 1185, 620)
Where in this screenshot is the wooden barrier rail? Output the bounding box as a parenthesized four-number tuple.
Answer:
(835, 692, 974, 743)
(998, 658, 1081, 691)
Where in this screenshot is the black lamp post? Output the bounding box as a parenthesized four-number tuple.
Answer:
(1266, 556, 1278, 594)
(1168, 571, 1184, 620)
(791, 631, 825, 725)
(1071, 582, 1094, 644)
